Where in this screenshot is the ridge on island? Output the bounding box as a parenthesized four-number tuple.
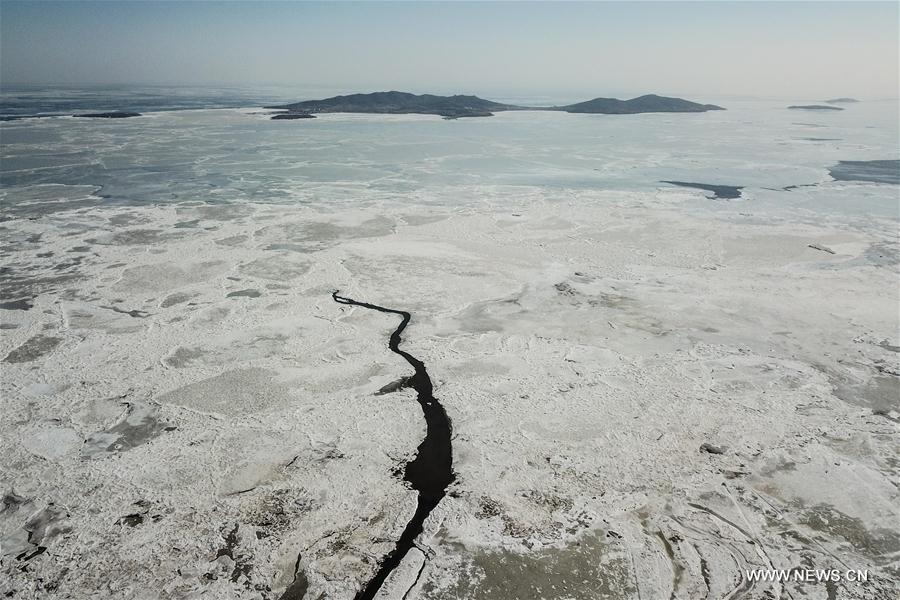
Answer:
(266, 91, 725, 119)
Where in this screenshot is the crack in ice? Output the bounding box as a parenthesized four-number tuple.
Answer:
(332, 290, 454, 600)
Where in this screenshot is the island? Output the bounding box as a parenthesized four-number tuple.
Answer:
(825, 98, 860, 104)
(73, 111, 142, 118)
(787, 105, 844, 111)
(266, 91, 725, 119)
(267, 91, 512, 119)
(559, 94, 724, 114)
(270, 112, 316, 120)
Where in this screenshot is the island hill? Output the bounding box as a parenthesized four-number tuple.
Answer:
(266, 91, 724, 119)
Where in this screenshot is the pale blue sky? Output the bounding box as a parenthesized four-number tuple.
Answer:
(1, 1, 897, 99)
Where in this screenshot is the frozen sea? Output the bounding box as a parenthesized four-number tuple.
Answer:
(1, 87, 898, 600)
(2, 87, 898, 219)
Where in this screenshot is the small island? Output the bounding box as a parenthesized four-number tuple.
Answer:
(787, 105, 844, 111)
(267, 91, 725, 119)
(825, 98, 860, 104)
(270, 112, 316, 120)
(73, 111, 142, 118)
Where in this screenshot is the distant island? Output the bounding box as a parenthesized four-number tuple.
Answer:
(787, 105, 844, 111)
(2, 111, 143, 121)
(270, 112, 316, 120)
(74, 111, 142, 118)
(267, 91, 724, 119)
(559, 94, 723, 114)
(268, 91, 511, 119)
(825, 98, 860, 104)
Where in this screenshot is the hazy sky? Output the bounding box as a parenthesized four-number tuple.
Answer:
(1, 1, 897, 100)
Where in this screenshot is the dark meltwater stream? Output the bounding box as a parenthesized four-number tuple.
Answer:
(332, 291, 454, 600)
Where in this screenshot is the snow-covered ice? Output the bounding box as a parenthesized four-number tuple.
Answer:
(1, 101, 898, 599)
